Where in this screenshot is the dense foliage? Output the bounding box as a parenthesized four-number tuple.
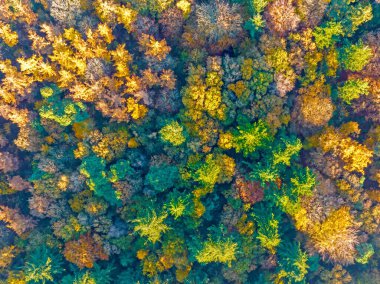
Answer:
(0, 0, 379, 283)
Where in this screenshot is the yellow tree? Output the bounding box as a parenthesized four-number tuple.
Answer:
(308, 123, 373, 174)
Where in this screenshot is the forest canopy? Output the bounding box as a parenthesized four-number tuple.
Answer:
(0, 0, 379, 283)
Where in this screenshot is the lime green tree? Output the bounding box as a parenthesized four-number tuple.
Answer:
(355, 243, 374, 264)
(272, 137, 303, 167)
(338, 79, 370, 104)
(313, 21, 344, 49)
(231, 120, 272, 157)
(340, 41, 373, 71)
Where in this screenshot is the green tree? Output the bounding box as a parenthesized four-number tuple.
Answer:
(355, 243, 374, 264)
(38, 87, 88, 127)
(346, 2, 373, 34)
(249, 162, 280, 185)
(61, 264, 114, 284)
(253, 206, 281, 254)
(290, 167, 316, 198)
(164, 191, 192, 220)
(277, 242, 309, 283)
(145, 164, 180, 192)
(232, 120, 272, 157)
(108, 159, 133, 183)
(23, 246, 63, 284)
(80, 155, 120, 206)
(194, 155, 222, 187)
(272, 137, 303, 167)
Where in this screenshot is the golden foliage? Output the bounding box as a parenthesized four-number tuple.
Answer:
(0, 60, 34, 103)
(116, 5, 138, 32)
(218, 132, 233, 149)
(0, 206, 36, 237)
(139, 34, 171, 61)
(126, 97, 148, 120)
(160, 69, 176, 90)
(0, 0, 37, 25)
(160, 121, 186, 146)
(17, 55, 56, 81)
(297, 77, 334, 127)
(0, 21, 18, 46)
(97, 23, 114, 44)
(111, 44, 133, 78)
(309, 123, 373, 174)
(176, 0, 192, 18)
(182, 64, 226, 122)
(0, 105, 29, 127)
(309, 207, 359, 264)
(92, 129, 129, 161)
(64, 234, 108, 269)
(0, 246, 17, 268)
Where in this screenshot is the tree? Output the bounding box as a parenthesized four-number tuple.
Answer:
(355, 243, 374, 264)
(138, 34, 171, 61)
(232, 120, 272, 157)
(92, 128, 129, 162)
(64, 234, 108, 269)
(61, 264, 114, 284)
(276, 242, 309, 283)
(192, 0, 244, 53)
(79, 155, 120, 206)
(181, 63, 226, 123)
(0, 21, 18, 46)
(253, 206, 281, 254)
(246, 0, 270, 33)
(38, 87, 88, 127)
(309, 206, 359, 265)
(145, 164, 180, 192)
(23, 246, 63, 284)
(272, 137, 303, 167)
(133, 210, 170, 243)
(0, 205, 36, 236)
(159, 121, 186, 146)
(0, 246, 17, 268)
(289, 167, 316, 198)
(340, 41, 373, 72)
(338, 79, 369, 104)
(116, 5, 138, 32)
(108, 159, 133, 183)
(295, 77, 334, 128)
(265, 0, 300, 36)
(346, 2, 373, 34)
(191, 153, 236, 191)
(249, 162, 280, 185)
(308, 124, 373, 174)
(164, 191, 192, 220)
(313, 21, 344, 49)
(195, 238, 237, 265)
